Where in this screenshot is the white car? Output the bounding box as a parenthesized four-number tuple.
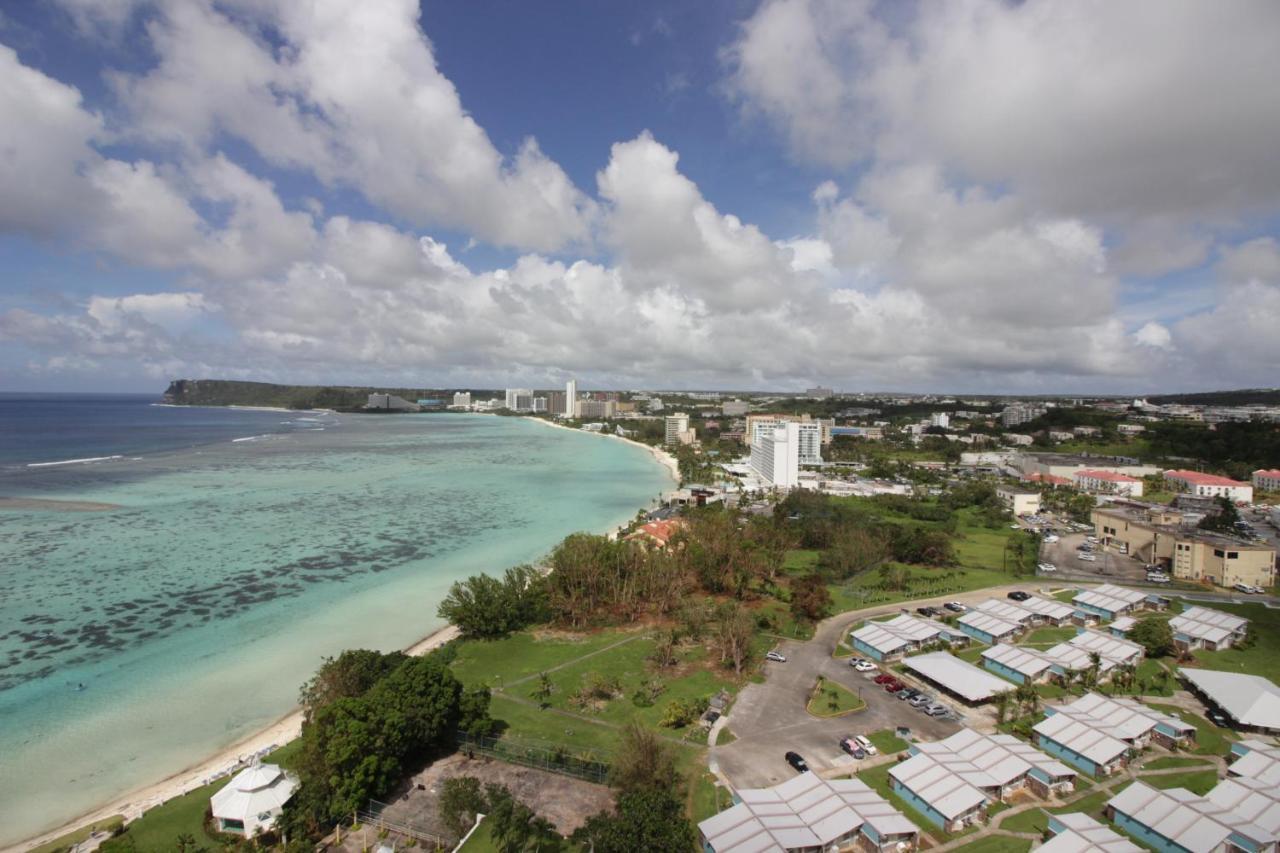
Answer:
(1043, 534, 1060, 543)
(1234, 583, 1255, 594)
(1038, 563, 1057, 572)
(1010, 524, 1022, 530)
(854, 660, 877, 672)
(853, 734, 878, 756)
(1147, 575, 1171, 584)
(1078, 553, 1098, 562)
(766, 651, 787, 662)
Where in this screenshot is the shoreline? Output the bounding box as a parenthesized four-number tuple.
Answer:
(12, 417, 674, 853)
(8, 624, 461, 853)
(522, 415, 681, 485)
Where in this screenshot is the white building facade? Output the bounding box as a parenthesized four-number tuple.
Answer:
(750, 423, 801, 489)
(564, 379, 577, 418)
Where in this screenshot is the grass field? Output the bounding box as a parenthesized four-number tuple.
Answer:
(1142, 756, 1215, 771)
(866, 729, 911, 755)
(806, 677, 867, 717)
(1144, 769, 1220, 795)
(1022, 626, 1077, 646)
(455, 819, 498, 852)
(998, 788, 1114, 835)
(948, 836, 1032, 853)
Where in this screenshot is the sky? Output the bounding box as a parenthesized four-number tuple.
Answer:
(2, 0, 1279, 395)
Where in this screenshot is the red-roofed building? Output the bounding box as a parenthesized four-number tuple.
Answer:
(1024, 472, 1072, 487)
(1253, 470, 1280, 493)
(1163, 470, 1253, 503)
(625, 518, 687, 549)
(1074, 469, 1143, 497)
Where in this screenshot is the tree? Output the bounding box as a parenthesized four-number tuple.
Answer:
(573, 788, 697, 853)
(437, 565, 549, 639)
(818, 525, 891, 580)
(485, 784, 562, 853)
(609, 721, 679, 794)
(789, 573, 832, 623)
(532, 672, 554, 709)
(1129, 616, 1175, 658)
(439, 776, 487, 838)
(713, 601, 756, 675)
(299, 649, 406, 721)
(878, 562, 910, 591)
(1198, 496, 1243, 535)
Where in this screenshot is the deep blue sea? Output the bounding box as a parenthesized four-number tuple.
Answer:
(0, 395, 672, 846)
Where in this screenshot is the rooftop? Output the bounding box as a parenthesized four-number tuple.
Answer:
(958, 609, 1022, 638)
(1037, 693, 1193, 749)
(1065, 629, 1145, 664)
(889, 729, 1074, 820)
(981, 643, 1055, 679)
(1077, 469, 1141, 483)
(1165, 469, 1250, 488)
(1073, 584, 1154, 615)
(1179, 669, 1280, 730)
(903, 652, 1015, 702)
(1107, 779, 1280, 853)
(851, 614, 955, 655)
(1231, 740, 1280, 786)
(697, 771, 916, 853)
(1040, 812, 1141, 853)
(1170, 606, 1249, 646)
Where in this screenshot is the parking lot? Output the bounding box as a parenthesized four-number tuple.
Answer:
(1038, 530, 1151, 583)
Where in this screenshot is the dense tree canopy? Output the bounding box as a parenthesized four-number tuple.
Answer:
(437, 564, 550, 639)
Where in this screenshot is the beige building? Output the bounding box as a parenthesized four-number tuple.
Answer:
(1092, 503, 1276, 589)
(1016, 452, 1160, 481)
(997, 485, 1041, 516)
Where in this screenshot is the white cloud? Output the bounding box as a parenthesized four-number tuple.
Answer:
(105, 0, 595, 252)
(1217, 237, 1280, 285)
(1133, 322, 1172, 350)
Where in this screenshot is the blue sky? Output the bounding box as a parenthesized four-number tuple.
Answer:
(2, 0, 1279, 394)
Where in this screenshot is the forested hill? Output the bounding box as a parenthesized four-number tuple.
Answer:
(162, 379, 450, 411)
(1147, 388, 1280, 406)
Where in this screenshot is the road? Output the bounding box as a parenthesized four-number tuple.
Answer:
(711, 582, 1056, 790)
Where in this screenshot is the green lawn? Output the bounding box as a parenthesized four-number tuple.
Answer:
(999, 788, 1114, 835)
(783, 549, 821, 574)
(1022, 626, 1077, 647)
(1187, 601, 1280, 683)
(806, 677, 867, 717)
(1142, 756, 1215, 770)
(456, 819, 499, 852)
(689, 769, 731, 823)
(449, 628, 641, 688)
(1143, 769, 1220, 795)
(1052, 589, 1079, 603)
(1146, 703, 1237, 756)
(954, 644, 989, 664)
(867, 729, 911, 755)
(827, 565, 1016, 614)
(948, 836, 1032, 853)
(715, 727, 736, 746)
(28, 817, 126, 853)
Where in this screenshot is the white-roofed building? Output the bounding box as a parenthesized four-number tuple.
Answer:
(850, 614, 966, 662)
(697, 771, 918, 853)
(1109, 616, 1138, 638)
(1019, 596, 1078, 626)
(903, 652, 1016, 704)
(1039, 812, 1141, 853)
(1230, 740, 1280, 787)
(1170, 607, 1250, 652)
(1180, 669, 1280, 733)
(982, 643, 1055, 685)
(1106, 778, 1280, 853)
(1073, 584, 1167, 622)
(1064, 630, 1145, 668)
(210, 763, 298, 837)
(1033, 693, 1196, 776)
(957, 609, 1024, 645)
(888, 729, 1076, 832)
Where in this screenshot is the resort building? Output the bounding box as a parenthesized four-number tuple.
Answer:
(624, 518, 686, 549)
(664, 412, 691, 446)
(902, 652, 1015, 704)
(849, 615, 965, 662)
(1163, 470, 1254, 504)
(888, 729, 1075, 832)
(1254, 470, 1280, 493)
(1062, 630, 1145, 668)
(210, 763, 298, 837)
(750, 423, 802, 490)
(956, 609, 1023, 645)
(1039, 813, 1141, 853)
(745, 415, 823, 465)
(1169, 607, 1250, 652)
(1230, 740, 1280, 786)
(1179, 669, 1280, 734)
(1073, 584, 1167, 622)
(1106, 778, 1280, 853)
(970, 596, 1075, 627)
(1075, 469, 1145, 497)
(696, 771, 919, 853)
(1033, 693, 1195, 776)
(981, 643, 1055, 685)
(996, 486, 1041, 516)
(1109, 616, 1137, 638)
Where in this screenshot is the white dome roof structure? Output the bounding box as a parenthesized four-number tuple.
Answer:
(210, 763, 298, 836)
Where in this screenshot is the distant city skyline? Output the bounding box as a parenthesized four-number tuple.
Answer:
(2, 2, 1279, 394)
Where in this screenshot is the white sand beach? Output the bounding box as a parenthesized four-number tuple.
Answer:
(524, 416, 681, 484)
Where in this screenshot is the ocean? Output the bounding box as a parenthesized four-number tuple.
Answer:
(0, 395, 672, 846)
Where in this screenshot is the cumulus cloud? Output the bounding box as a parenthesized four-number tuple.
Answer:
(104, 0, 595, 252)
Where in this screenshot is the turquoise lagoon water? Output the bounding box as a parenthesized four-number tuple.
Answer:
(0, 412, 672, 845)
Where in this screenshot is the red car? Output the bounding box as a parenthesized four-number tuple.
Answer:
(883, 679, 903, 692)
(873, 673, 894, 684)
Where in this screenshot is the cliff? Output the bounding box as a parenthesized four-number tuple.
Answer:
(162, 379, 448, 411)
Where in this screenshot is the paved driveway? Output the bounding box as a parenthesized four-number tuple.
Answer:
(711, 584, 1056, 790)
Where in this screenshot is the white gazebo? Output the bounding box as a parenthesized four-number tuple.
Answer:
(210, 763, 298, 836)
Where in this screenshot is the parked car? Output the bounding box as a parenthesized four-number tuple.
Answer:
(908, 694, 932, 707)
(1007, 590, 1031, 602)
(1207, 709, 1232, 728)
(873, 673, 895, 684)
(839, 737, 866, 759)
(853, 734, 878, 755)
(1147, 574, 1171, 584)
(765, 651, 787, 663)
(785, 751, 809, 772)
(925, 703, 949, 716)
(916, 606, 940, 617)
(854, 660, 877, 672)
(1234, 583, 1255, 594)
(883, 679, 904, 693)
(1043, 534, 1060, 543)
(943, 601, 967, 613)
(1038, 563, 1057, 572)
(1085, 535, 1099, 543)
(1078, 553, 1098, 562)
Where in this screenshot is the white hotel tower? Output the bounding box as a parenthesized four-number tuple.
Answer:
(750, 423, 801, 490)
(564, 378, 577, 417)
